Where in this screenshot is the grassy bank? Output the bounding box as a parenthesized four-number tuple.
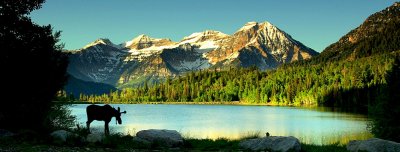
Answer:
(184, 138, 347, 152)
(0, 131, 349, 152)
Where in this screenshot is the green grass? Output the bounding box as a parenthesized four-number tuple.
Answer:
(301, 143, 348, 152)
(182, 138, 348, 151)
(238, 131, 262, 140)
(182, 138, 240, 151)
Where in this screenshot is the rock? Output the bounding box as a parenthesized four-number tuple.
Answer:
(347, 138, 400, 152)
(239, 136, 301, 152)
(86, 133, 105, 143)
(0, 129, 14, 137)
(136, 129, 183, 147)
(50, 130, 75, 143)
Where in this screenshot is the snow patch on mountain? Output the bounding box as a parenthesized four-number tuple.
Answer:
(193, 41, 217, 53)
(238, 21, 258, 31)
(179, 30, 229, 56)
(180, 30, 228, 44)
(180, 32, 203, 44)
(124, 34, 163, 47)
(84, 39, 121, 49)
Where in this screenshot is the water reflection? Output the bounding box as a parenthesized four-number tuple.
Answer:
(70, 104, 372, 145)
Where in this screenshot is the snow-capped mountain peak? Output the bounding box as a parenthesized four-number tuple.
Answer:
(180, 30, 228, 44)
(124, 34, 176, 51)
(125, 34, 152, 47)
(238, 21, 258, 31)
(179, 30, 229, 53)
(68, 21, 318, 88)
(204, 21, 318, 66)
(83, 38, 118, 49)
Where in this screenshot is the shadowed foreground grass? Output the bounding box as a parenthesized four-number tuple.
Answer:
(300, 144, 347, 152)
(183, 138, 347, 152)
(0, 131, 349, 152)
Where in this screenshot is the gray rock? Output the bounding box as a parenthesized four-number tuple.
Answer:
(347, 138, 400, 152)
(136, 129, 183, 147)
(86, 133, 105, 143)
(0, 129, 14, 137)
(239, 136, 301, 152)
(50, 130, 75, 143)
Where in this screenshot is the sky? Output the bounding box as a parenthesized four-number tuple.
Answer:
(30, 0, 398, 52)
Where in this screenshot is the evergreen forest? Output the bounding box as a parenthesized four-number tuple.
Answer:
(78, 51, 400, 112)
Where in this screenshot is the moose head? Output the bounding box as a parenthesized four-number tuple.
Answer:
(115, 107, 127, 125)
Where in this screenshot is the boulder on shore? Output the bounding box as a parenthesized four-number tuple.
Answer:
(347, 138, 400, 152)
(50, 130, 75, 143)
(136, 129, 183, 147)
(239, 136, 301, 152)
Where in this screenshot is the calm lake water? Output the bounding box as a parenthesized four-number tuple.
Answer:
(70, 104, 371, 145)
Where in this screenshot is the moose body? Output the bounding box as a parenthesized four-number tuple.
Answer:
(86, 104, 126, 135)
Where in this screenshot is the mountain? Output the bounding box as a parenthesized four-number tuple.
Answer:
(317, 2, 400, 62)
(207, 21, 318, 69)
(67, 38, 128, 85)
(64, 75, 117, 97)
(66, 21, 318, 90)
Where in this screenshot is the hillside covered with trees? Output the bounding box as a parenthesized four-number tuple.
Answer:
(79, 51, 398, 106)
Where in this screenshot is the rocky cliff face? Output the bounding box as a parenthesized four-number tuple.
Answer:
(67, 21, 318, 88)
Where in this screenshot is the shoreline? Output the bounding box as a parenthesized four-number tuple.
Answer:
(56, 100, 365, 115)
(56, 100, 318, 107)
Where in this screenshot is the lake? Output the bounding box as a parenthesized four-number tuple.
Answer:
(70, 104, 371, 145)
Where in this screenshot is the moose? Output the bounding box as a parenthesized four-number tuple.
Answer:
(86, 104, 126, 135)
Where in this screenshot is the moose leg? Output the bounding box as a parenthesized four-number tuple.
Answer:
(86, 120, 93, 133)
(104, 122, 109, 135)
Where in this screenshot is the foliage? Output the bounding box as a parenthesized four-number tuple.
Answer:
(55, 90, 75, 102)
(0, 0, 69, 133)
(0, 0, 45, 16)
(368, 54, 400, 142)
(46, 104, 76, 131)
(239, 131, 262, 140)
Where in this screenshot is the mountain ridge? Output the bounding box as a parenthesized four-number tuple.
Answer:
(67, 21, 318, 89)
(317, 2, 400, 62)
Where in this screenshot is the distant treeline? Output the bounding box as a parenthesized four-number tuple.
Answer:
(71, 51, 399, 110)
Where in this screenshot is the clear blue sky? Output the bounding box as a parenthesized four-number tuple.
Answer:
(31, 0, 398, 52)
